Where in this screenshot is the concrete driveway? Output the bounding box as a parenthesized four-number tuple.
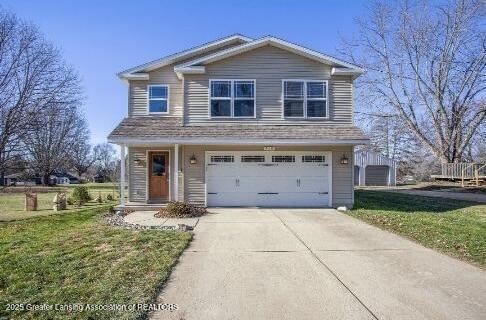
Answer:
(151, 208, 486, 320)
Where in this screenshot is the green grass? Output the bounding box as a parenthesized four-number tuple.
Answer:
(0, 186, 121, 221)
(0, 205, 192, 319)
(349, 190, 486, 268)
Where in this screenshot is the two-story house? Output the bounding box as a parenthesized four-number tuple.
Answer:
(108, 34, 368, 209)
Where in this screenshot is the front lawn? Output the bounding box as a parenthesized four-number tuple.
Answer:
(0, 206, 192, 319)
(349, 190, 486, 268)
(0, 185, 120, 221)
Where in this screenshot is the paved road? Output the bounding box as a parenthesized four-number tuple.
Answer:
(151, 208, 486, 320)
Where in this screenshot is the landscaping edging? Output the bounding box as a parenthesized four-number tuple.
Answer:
(104, 213, 193, 231)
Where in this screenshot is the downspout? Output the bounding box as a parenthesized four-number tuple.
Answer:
(181, 75, 185, 126)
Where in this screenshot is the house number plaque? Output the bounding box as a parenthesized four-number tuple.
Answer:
(263, 146, 276, 151)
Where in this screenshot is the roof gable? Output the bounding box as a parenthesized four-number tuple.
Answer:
(174, 36, 364, 77)
(118, 34, 253, 79)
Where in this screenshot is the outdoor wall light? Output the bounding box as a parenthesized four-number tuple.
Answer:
(189, 154, 197, 164)
(340, 154, 349, 165)
(134, 158, 144, 166)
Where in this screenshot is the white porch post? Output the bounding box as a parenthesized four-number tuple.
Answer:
(174, 144, 179, 201)
(120, 144, 126, 206)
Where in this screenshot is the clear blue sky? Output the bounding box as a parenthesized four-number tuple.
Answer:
(2, 0, 367, 145)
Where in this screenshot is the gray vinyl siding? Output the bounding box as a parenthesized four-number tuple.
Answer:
(182, 145, 354, 208)
(184, 45, 354, 125)
(182, 146, 206, 205)
(331, 146, 354, 207)
(129, 65, 183, 117)
(331, 76, 353, 122)
(128, 42, 245, 117)
(128, 147, 148, 202)
(127, 146, 176, 202)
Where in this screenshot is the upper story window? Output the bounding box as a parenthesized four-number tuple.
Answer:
(283, 80, 327, 118)
(210, 80, 255, 118)
(148, 85, 169, 114)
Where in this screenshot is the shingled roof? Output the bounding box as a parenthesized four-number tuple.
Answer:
(108, 118, 369, 144)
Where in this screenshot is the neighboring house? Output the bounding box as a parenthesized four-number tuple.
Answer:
(108, 34, 369, 209)
(2, 173, 37, 186)
(50, 172, 80, 185)
(3, 173, 19, 186)
(354, 150, 397, 186)
(93, 174, 106, 183)
(3, 173, 21, 186)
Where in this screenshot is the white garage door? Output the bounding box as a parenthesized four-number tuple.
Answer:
(206, 151, 331, 207)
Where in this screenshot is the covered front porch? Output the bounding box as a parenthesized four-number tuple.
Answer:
(115, 143, 184, 211)
(113, 142, 361, 210)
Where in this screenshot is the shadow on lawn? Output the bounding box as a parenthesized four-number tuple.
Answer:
(354, 190, 478, 213)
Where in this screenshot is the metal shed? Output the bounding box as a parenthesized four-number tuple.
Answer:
(354, 150, 397, 186)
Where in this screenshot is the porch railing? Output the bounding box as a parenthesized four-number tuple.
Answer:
(457, 163, 486, 187)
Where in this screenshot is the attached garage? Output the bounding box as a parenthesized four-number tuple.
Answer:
(206, 151, 331, 207)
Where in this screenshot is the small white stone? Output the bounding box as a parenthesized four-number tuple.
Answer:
(337, 206, 348, 211)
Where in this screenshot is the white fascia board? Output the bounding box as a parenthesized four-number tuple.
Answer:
(117, 34, 252, 79)
(173, 65, 206, 73)
(108, 137, 370, 146)
(121, 73, 150, 80)
(176, 36, 364, 74)
(331, 67, 364, 76)
(174, 66, 205, 80)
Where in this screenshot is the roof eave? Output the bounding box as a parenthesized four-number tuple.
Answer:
(331, 67, 364, 79)
(117, 34, 253, 78)
(174, 66, 206, 79)
(108, 136, 370, 146)
(118, 73, 150, 80)
(176, 36, 364, 71)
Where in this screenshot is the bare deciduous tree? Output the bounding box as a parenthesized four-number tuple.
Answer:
(93, 143, 118, 182)
(342, 0, 485, 163)
(68, 118, 95, 180)
(0, 8, 84, 184)
(23, 105, 85, 185)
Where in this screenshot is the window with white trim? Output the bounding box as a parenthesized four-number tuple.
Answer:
(210, 155, 234, 163)
(210, 80, 255, 117)
(148, 85, 169, 113)
(283, 80, 327, 118)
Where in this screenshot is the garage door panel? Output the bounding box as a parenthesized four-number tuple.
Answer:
(299, 177, 329, 192)
(206, 165, 236, 176)
(208, 192, 329, 207)
(206, 151, 330, 207)
(238, 176, 299, 193)
(206, 177, 237, 193)
(207, 192, 261, 207)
